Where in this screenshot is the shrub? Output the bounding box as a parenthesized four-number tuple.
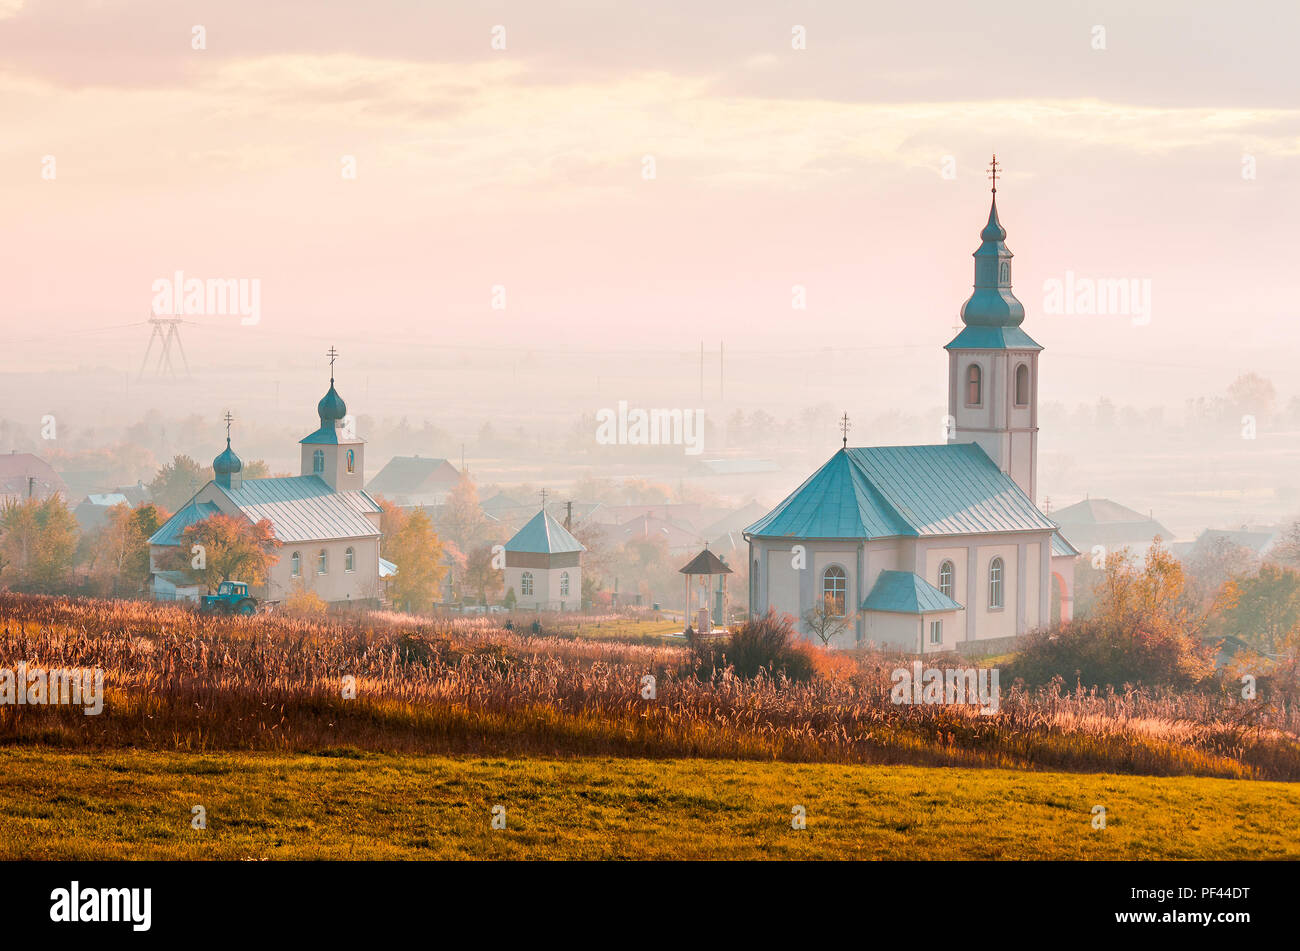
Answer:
(691, 609, 816, 682)
(284, 586, 328, 619)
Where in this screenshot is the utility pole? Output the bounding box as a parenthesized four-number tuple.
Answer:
(564, 500, 573, 531)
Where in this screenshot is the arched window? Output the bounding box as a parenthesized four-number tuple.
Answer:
(1015, 363, 1030, 406)
(938, 560, 954, 599)
(345, 546, 355, 572)
(345, 449, 355, 474)
(966, 364, 982, 407)
(999, 261, 1010, 284)
(988, 557, 1004, 609)
(291, 551, 301, 578)
(521, 571, 533, 596)
(822, 565, 847, 617)
(560, 571, 570, 597)
(317, 549, 328, 575)
(313, 449, 325, 474)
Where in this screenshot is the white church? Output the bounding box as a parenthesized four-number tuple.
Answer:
(148, 355, 391, 607)
(744, 177, 1078, 652)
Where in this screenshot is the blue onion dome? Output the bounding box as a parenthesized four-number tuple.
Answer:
(959, 196, 1025, 328)
(213, 439, 242, 476)
(980, 198, 1007, 242)
(317, 383, 347, 422)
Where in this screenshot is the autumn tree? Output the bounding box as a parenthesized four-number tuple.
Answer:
(0, 495, 79, 591)
(462, 541, 504, 606)
(85, 501, 168, 595)
(802, 601, 857, 647)
(384, 507, 448, 613)
(163, 513, 280, 593)
(149, 455, 211, 512)
(1217, 564, 1300, 654)
(438, 472, 488, 552)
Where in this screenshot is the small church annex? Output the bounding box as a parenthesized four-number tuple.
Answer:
(744, 170, 1078, 651)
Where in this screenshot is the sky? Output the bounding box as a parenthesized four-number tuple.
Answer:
(0, 0, 1297, 409)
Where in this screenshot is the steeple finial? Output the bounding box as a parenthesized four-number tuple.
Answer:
(327, 346, 339, 384)
(223, 410, 233, 447)
(839, 412, 851, 449)
(987, 153, 1001, 195)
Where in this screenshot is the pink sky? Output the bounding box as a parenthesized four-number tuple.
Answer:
(1, 0, 1297, 406)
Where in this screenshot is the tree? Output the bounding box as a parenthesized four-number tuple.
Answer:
(1184, 535, 1259, 604)
(462, 541, 504, 606)
(802, 601, 858, 648)
(1227, 372, 1276, 421)
(149, 455, 211, 512)
(1217, 564, 1300, 655)
(385, 507, 448, 613)
(439, 472, 488, 552)
(0, 495, 79, 591)
(85, 502, 169, 595)
(162, 513, 280, 593)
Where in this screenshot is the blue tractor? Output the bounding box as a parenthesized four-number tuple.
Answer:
(201, 581, 258, 615)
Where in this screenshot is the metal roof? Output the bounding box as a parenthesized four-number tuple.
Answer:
(366, 456, 459, 495)
(219, 477, 381, 543)
(379, 557, 398, 578)
(944, 325, 1042, 350)
(1051, 530, 1081, 557)
(504, 509, 585, 554)
(862, 570, 964, 614)
(678, 548, 732, 575)
(745, 445, 1057, 540)
(148, 499, 220, 546)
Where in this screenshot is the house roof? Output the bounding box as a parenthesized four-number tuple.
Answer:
(365, 456, 459, 495)
(1051, 531, 1081, 557)
(862, 570, 964, 614)
(149, 477, 381, 547)
(504, 509, 586, 555)
(379, 557, 398, 578)
(0, 452, 68, 499)
(679, 548, 733, 575)
(745, 445, 1057, 541)
(148, 500, 221, 546)
(1195, 528, 1279, 556)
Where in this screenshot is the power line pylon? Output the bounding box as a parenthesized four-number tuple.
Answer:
(138, 316, 191, 381)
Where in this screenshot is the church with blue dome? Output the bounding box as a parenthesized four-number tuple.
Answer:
(744, 167, 1078, 652)
(147, 352, 391, 606)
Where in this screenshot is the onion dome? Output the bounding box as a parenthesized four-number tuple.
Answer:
(958, 195, 1025, 328)
(213, 438, 242, 476)
(317, 383, 347, 423)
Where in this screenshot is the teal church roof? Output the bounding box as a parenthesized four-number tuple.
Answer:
(1051, 530, 1080, 557)
(862, 570, 964, 614)
(505, 509, 586, 555)
(745, 444, 1058, 540)
(148, 499, 220, 546)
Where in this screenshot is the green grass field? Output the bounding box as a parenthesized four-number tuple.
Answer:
(2, 748, 1296, 860)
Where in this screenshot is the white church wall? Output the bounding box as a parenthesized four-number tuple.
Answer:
(275, 536, 382, 605)
(766, 548, 799, 621)
(865, 612, 921, 651)
(1024, 541, 1041, 629)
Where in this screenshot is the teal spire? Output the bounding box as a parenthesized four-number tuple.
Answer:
(214, 411, 242, 489)
(958, 155, 1024, 328)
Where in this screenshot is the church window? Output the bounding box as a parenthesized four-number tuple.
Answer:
(999, 261, 1010, 284)
(317, 549, 328, 574)
(346, 449, 355, 474)
(938, 561, 954, 598)
(1015, 363, 1029, 406)
(313, 450, 325, 474)
(822, 565, 847, 617)
(988, 557, 1004, 609)
(345, 547, 355, 572)
(965, 364, 982, 407)
(521, 571, 534, 596)
(560, 571, 570, 597)
(291, 551, 301, 578)
(929, 620, 943, 645)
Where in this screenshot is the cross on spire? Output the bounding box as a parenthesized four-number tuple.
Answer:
(223, 411, 233, 446)
(540, 487, 549, 509)
(987, 153, 1001, 194)
(327, 346, 339, 383)
(839, 412, 851, 449)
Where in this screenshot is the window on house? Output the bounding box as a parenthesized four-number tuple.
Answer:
(989, 557, 1004, 609)
(560, 571, 570, 597)
(929, 619, 943, 645)
(291, 551, 301, 578)
(317, 549, 328, 575)
(966, 364, 982, 407)
(521, 571, 533, 596)
(346, 449, 355, 474)
(822, 565, 847, 617)
(313, 449, 324, 474)
(938, 560, 954, 599)
(345, 547, 355, 572)
(1015, 363, 1029, 406)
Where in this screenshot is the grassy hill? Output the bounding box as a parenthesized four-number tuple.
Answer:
(3, 748, 1297, 860)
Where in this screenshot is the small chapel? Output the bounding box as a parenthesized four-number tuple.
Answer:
(744, 164, 1078, 652)
(148, 351, 391, 607)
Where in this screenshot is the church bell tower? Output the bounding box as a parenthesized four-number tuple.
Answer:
(944, 156, 1041, 503)
(300, 347, 365, 492)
